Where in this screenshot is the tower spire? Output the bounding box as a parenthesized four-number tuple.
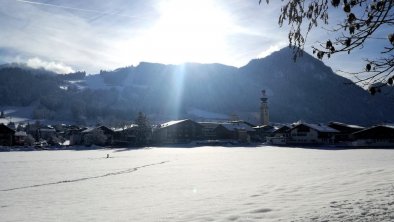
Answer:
(260, 90, 269, 125)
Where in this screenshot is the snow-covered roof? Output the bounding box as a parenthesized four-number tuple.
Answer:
(294, 123, 339, 133)
(220, 122, 255, 132)
(329, 122, 364, 129)
(113, 124, 138, 132)
(353, 124, 394, 135)
(254, 125, 276, 133)
(39, 128, 56, 132)
(159, 119, 190, 128)
(253, 125, 274, 129)
(81, 127, 94, 133)
(381, 124, 394, 129)
(272, 125, 292, 134)
(15, 131, 27, 137)
(82, 126, 114, 134)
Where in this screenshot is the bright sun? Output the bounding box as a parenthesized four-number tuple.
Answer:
(128, 0, 235, 65)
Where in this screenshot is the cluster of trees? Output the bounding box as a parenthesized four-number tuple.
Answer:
(135, 112, 151, 146)
(0, 67, 139, 124)
(57, 71, 86, 81)
(0, 68, 62, 106)
(100, 67, 130, 86)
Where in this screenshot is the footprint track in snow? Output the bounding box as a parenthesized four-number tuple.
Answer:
(0, 161, 170, 192)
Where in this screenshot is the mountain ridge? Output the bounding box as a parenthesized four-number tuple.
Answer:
(0, 47, 393, 125)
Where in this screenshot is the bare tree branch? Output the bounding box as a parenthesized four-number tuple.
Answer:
(264, 0, 394, 94)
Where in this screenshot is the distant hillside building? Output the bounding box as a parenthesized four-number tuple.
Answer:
(260, 90, 269, 125)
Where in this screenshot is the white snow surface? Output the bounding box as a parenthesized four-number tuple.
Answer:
(1, 147, 394, 222)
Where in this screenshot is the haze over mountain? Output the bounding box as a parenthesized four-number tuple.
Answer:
(1, 47, 393, 125)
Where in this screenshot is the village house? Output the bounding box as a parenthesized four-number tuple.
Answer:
(252, 125, 275, 142)
(198, 122, 221, 140)
(0, 123, 15, 146)
(328, 122, 365, 143)
(113, 125, 138, 146)
(38, 126, 57, 141)
(14, 131, 27, 146)
(52, 124, 68, 139)
(153, 119, 203, 144)
(67, 125, 86, 145)
(272, 125, 292, 138)
(287, 122, 339, 145)
(351, 124, 394, 147)
(267, 125, 292, 145)
(81, 126, 115, 146)
(214, 121, 255, 143)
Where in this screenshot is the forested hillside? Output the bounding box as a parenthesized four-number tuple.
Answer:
(1, 47, 394, 125)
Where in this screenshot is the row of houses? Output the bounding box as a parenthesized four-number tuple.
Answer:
(1, 119, 394, 148)
(153, 120, 256, 144)
(267, 122, 394, 147)
(0, 119, 256, 147)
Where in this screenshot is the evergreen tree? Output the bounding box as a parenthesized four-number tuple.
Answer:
(135, 112, 151, 146)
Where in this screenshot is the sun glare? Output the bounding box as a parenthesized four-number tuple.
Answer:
(126, 0, 235, 65)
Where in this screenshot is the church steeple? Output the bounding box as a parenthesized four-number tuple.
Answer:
(260, 90, 269, 125)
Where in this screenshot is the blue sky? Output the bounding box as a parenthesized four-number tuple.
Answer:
(0, 0, 388, 78)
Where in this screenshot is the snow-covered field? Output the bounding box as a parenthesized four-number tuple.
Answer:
(1, 147, 394, 222)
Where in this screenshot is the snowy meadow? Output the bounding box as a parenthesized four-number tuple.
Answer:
(1, 147, 394, 221)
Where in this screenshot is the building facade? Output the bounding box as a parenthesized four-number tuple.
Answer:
(328, 122, 364, 143)
(153, 119, 203, 144)
(214, 121, 255, 143)
(351, 125, 394, 147)
(287, 123, 338, 145)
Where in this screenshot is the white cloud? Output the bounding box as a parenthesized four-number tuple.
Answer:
(258, 41, 288, 58)
(0, 0, 379, 77)
(26, 57, 75, 74)
(0, 0, 291, 72)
